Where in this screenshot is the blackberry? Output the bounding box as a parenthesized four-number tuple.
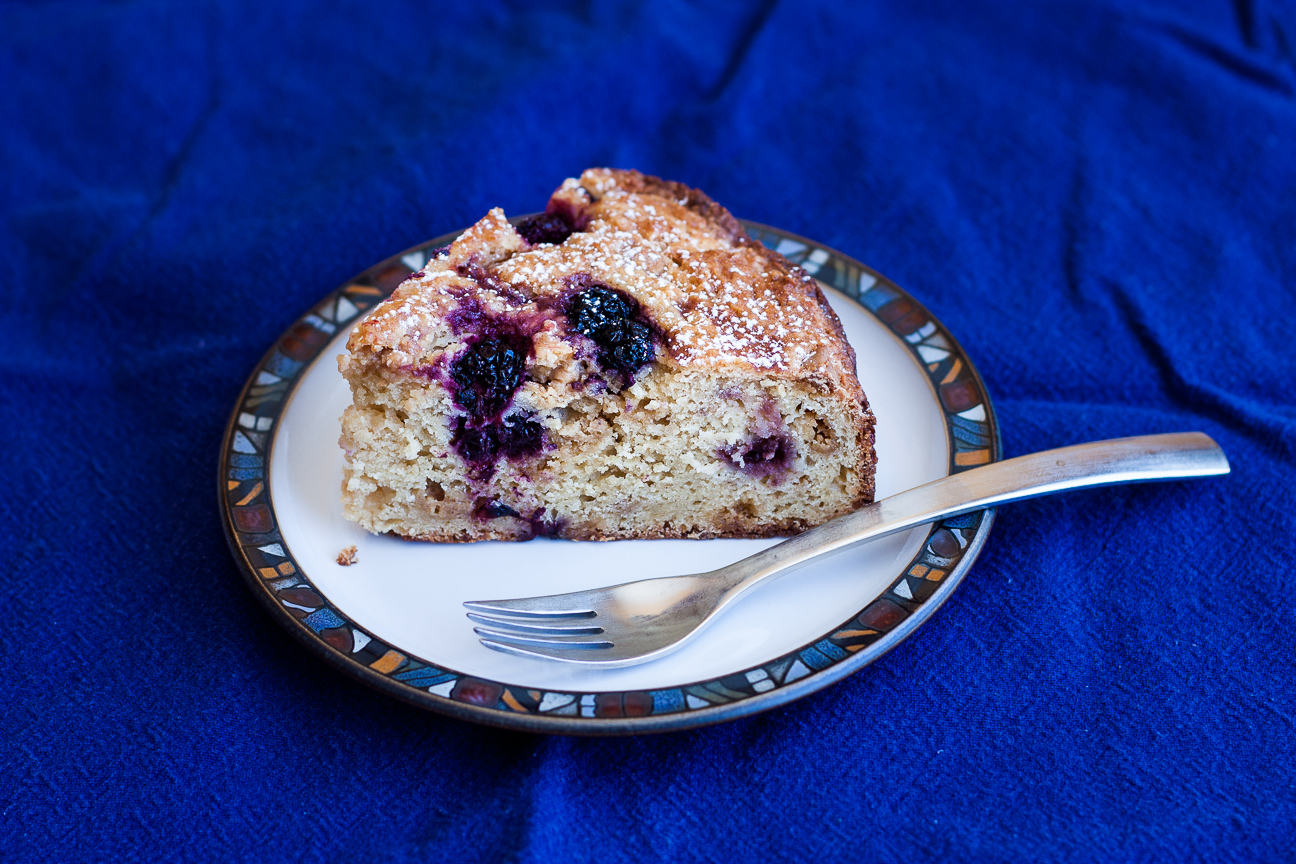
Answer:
(451, 418, 498, 465)
(568, 285, 634, 337)
(450, 412, 544, 470)
(595, 318, 654, 373)
(718, 434, 797, 481)
(498, 412, 544, 458)
(565, 283, 655, 376)
(516, 212, 574, 246)
(449, 335, 527, 419)
(475, 500, 521, 520)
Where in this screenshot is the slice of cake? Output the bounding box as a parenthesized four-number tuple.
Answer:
(338, 168, 876, 541)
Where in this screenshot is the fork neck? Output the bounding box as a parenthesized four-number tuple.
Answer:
(713, 432, 1228, 606)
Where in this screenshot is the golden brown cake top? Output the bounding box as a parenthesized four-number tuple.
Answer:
(347, 169, 860, 394)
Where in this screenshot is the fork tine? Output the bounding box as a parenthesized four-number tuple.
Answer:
(462, 598, 596, 619)
(478, 637, 620, 662)
(472, 626, 613, 650)
(465, 612, 604, 636)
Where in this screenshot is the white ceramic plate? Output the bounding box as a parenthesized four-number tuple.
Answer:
(219, 222, 1000, 734)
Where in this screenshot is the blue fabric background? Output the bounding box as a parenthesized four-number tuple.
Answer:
(4, 1, 1294, 860)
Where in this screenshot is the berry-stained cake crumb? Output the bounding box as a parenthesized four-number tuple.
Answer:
(338, 168, 875, 542)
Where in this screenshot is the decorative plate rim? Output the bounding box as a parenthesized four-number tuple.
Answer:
(218, 219, 1002, 736)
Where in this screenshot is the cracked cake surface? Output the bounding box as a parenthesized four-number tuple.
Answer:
(339, 168, 876, 541)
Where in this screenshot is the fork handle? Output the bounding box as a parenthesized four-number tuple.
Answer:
(719, 432, 1229, 599)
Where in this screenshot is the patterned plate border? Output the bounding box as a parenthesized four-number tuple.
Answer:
(219, 220, 1001, 735)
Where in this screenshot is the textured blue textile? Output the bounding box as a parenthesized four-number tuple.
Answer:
(4, 1, 1295, 861)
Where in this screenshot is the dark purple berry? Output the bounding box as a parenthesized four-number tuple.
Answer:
(450, 412, 544, 471)
(565, 284, 655, 376)
(516, 508, 565, 540)
(568, 285, 635, 338)
(475, 500, 521, 520)
(527, 509, 566, 538)
(449, 335, 527, 419)
(562, 278, 656, 382)
(497, 412, 544, 458)
(516, 212, 574, 245)
(719, 434, 797, 482)
(451, 418, 498, 465)
(595, 318, 654, 373)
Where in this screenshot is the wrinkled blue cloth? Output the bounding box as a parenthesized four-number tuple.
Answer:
(4, 1, 1294, 861)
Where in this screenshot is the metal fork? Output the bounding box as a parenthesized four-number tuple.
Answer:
(464, 432, 1229, 667)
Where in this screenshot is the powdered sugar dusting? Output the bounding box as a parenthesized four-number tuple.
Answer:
(349, 171, 850, 384)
